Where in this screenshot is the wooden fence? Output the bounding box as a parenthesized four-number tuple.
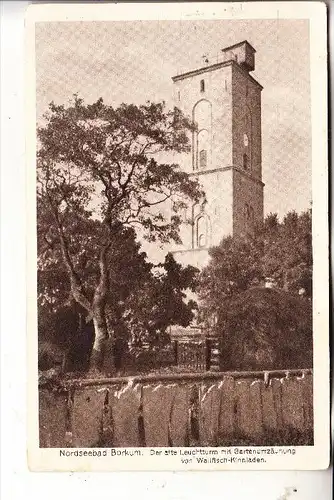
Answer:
(39, 369, 313, 448)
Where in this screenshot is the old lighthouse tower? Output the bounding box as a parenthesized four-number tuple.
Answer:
(170, 40, 264, 269)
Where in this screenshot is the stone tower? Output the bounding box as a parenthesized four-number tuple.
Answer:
(171, 40, 264, 269)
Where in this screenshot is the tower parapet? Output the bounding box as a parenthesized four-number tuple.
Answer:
(221, 40, 256, 72)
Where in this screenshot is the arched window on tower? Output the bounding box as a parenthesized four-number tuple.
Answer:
(243, 153, 249, 170)
(199, 149, 207, 169)
(243, 107, 252, 170)
(196, 216, 207, 248)
(192, 202, 211, 249)
(197, 129, 209, 170)
(193, 100, 212, 171)
(244, 204, 255, 225)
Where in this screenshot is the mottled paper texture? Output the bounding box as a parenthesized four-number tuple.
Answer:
(26, 2, 329, 471)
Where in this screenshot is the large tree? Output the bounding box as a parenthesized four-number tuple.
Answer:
(37, 220, 152, 372)
(261, 210, 312, 296)
(38, 224, 198, 372)
(199, 209, 312, 326)
(198, 210, 312, 370)
(37, 96, 202, 372)
(216, 287, 312, 371)
(125, 252, 199, 348)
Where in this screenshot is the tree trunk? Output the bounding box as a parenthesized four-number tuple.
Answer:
(51, 201, 116, 374)
(90, 315, 114, 374)
(89, 241, 115, 374)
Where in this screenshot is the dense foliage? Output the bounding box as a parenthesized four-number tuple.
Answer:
(216, 287, 312, 371)
(37, 96, 203, 372)
(38, 237, 198, 373)
(199, 210, 312, 370)
(199, 210, 312, 323)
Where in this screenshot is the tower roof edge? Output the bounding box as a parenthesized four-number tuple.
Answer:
(171, 60, 263, 90)
(221, 40, 256, 54)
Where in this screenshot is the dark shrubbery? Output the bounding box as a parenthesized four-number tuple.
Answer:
(216, 287, 312, 371)
(38, 341, 63, 371)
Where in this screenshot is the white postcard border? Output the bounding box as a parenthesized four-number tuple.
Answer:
(25, 2, 329, 472)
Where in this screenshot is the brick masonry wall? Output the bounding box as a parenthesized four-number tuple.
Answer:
(168, 61, 264, 264)
(232, 64, 262, 179)
(233, 168, 264, 236)
(141, 57, 265, 271)
(173, 65, 234, 173)
(173, 167, 234, 266)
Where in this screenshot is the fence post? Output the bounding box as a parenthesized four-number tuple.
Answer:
(173, 340, 178, 365)
(205, 338, 211, 370)
(208, 337, 220, 372)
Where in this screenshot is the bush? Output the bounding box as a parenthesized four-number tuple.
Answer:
(38, 341, 64, 371)
(216, 287, 312, 371)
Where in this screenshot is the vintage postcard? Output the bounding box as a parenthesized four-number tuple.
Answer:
(26, 2, 329, 471)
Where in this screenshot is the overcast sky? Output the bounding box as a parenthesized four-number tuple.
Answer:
(35, 19, 311, 218)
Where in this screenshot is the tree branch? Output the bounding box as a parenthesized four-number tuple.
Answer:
(45, 188, 92, 314)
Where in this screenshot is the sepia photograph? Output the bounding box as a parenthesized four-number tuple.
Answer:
(26, 2, 329, 471)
